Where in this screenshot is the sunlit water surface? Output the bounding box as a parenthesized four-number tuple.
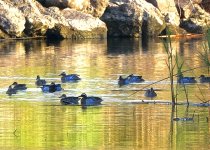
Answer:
(0, 38, 209, 149)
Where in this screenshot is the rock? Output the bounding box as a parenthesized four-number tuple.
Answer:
(101, 0, 165, 37)
(146, 0, 186, 34)
(179, 4, 210, 33)
(36, 0, 109, 17)
(0, 0, 107, 39)
(0, 1, 25, 38)
(200, 0, 210, 13)
(46, 8, 107, 39)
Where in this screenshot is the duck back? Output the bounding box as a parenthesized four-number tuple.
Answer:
(13, 84, 27, 90)
(60, 97, 79, 105)
(61, 74, 81, 82)
(178, 77, 196, 84)
(199, 75, 210, 83)
(81, 97, 103, 106)
(41, 84, 62, 93)
(36, 79, 46, 86)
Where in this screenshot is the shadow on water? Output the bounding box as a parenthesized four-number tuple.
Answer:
(107, 38, 139, 55)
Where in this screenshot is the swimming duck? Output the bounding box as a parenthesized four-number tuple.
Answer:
(118, 76, 130, 86)
(118, 74, 144, 86)
(199, 75, 210, 83)
(12, 82, 27, 90)
(177, 74, 196, 84)
(59, 72, 81, 83)
(41, 82, 62, 93)
(59, 94, 79, 105)
(35, 75, 46, 86)
(79, 93, 103, 106)
(127, 74, 145, 83)
(144, 88, 157, 98)
(6, 85, 17, 96)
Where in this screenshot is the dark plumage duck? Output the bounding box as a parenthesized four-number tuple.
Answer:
(127, 74, 145, 83)
(177, 74, 196, 84)
(199, 75, 210, 83)
(59, 72, 81, 83)
(35, 75, 46, 86)
(144, 88, 157, 98)
(118, 76, 130, 86)
(12, 82, 27, 90)
(118, 74, 144, 86)
(59, 94, 79, 105)
(6, 85, 17, 96)
(79, 93, 103, 106)
(41, 82, 62, 93)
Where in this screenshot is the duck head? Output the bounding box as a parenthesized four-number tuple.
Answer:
(177, 73, 184, 78)
(128, 74, 134, 77)
(8, 85, 13, 90)
(50, 82, 55, 85)
(12, 82, 18, 85)
(59, 72, 66, 77)
(119, 76, 123, 80)
(199, 75, 205, 78)
(59, 94, 67, 98)
(79, 93, 87, 98)
(36, 75, 40, 80)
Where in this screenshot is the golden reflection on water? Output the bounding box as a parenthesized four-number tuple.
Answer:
(0, 38, 209, 149)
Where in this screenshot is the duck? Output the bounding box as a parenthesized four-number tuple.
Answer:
(41, 82, 62, 93)
(11, 82, 27, 90)
(177, 74, 196, 84)
(6, 85, 17, 96)
(59, 94, 79, 105)
(79, 93, 103, 106)
(118, 74, 144, 86)
(144, 87, 157, 98)
(199, 75, 210, 83)
(35, 75, 46, 86)
(127, 74, 145, 83)
(118, 76, 130, 86)
(59, 72, 81, 83)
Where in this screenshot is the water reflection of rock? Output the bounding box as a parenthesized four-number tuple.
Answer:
(107, 38, 140, 55)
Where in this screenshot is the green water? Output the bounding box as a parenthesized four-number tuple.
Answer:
(0, 38, 209, 149)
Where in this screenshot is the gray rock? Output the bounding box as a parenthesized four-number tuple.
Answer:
(101, 0, 165, 37)
(0, 1, 25, 38)
(146, 0, 186, 34)
(46, 8, 107, 39)
(179, 3, 210, 33)
(0, 0, 107, 39)
(37, 0, 109, 17)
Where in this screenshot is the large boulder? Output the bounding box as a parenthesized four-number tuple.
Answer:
(101, 0, 166, 37)
(46, 8, 107, 39)
(0, 0, 107, 39)
(146, 0, 186, 34)
(13, 0, 56, 37)
(0, 1, 25, 38)
(175, 0, 210, 33)
(36, 0, 109, 17)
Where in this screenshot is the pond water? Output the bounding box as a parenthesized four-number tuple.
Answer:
(0, 37, 209, 149)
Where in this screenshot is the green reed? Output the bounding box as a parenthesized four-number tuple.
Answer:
(162, 27, 176, 106)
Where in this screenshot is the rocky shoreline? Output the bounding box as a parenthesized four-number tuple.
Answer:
(0, 0, 209, 39)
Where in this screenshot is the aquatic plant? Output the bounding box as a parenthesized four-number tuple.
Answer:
(162, 27, 176, 106)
